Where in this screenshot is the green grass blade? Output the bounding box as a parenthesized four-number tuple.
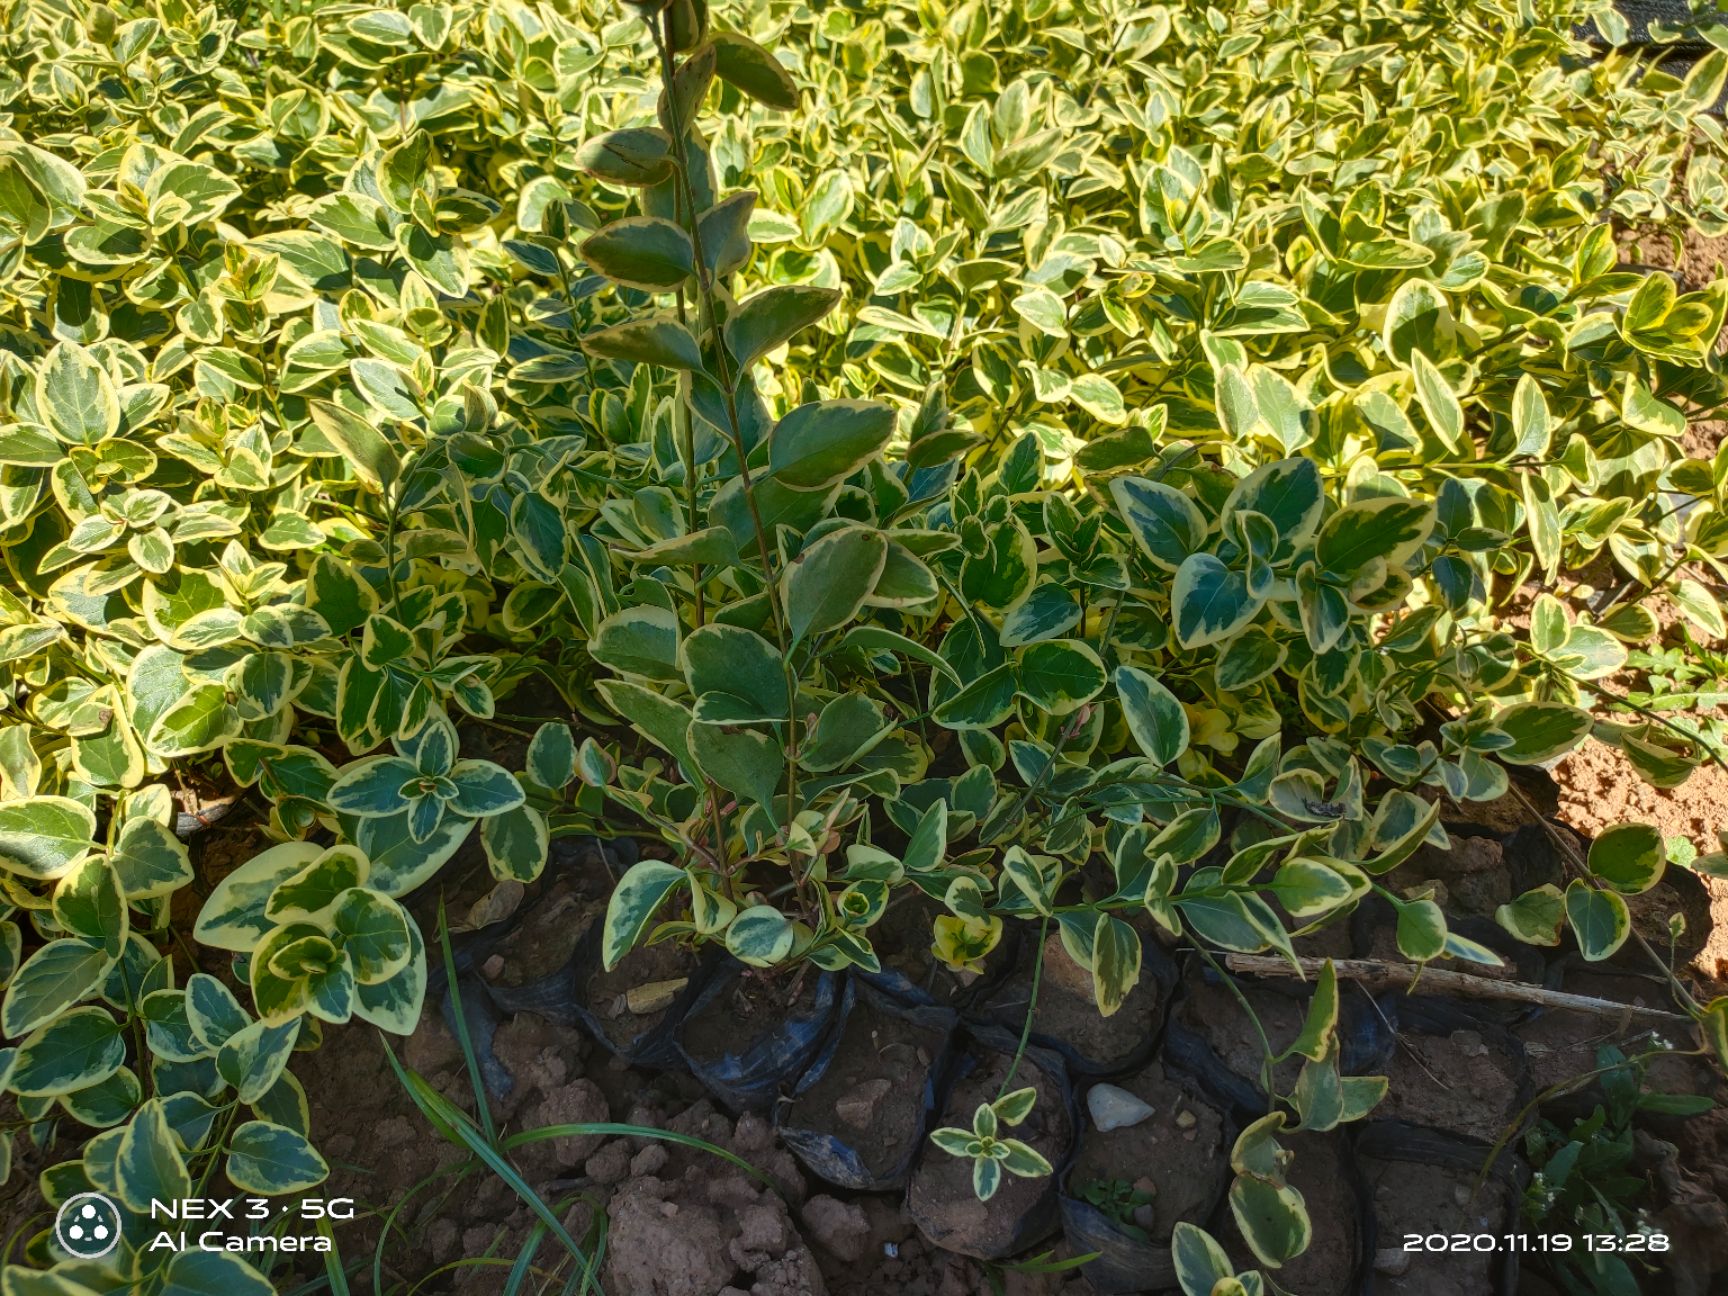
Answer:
(498, 1122, 781, 1195)
(382, 1041, 599, 1290)
(436, 898, 497, 1146)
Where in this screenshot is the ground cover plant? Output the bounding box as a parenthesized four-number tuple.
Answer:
(0, 0, 1726, 1290)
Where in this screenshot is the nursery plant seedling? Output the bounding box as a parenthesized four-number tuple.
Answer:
(927, 1087, 1053, 1204)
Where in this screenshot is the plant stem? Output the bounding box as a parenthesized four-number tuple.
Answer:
(997, 914, 1051, 1099)
(653, 16, 803, 838)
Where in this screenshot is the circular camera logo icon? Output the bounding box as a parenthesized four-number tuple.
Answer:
(55, 1192, 121, 1260)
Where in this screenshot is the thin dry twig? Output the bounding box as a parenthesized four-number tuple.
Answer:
(1222, 953, 1691, 1025)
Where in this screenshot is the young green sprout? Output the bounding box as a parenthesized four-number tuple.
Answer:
(928, 1086, 1052, 1202)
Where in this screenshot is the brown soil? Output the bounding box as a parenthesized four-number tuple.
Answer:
(492, 877, 589, 985)
(1432, 773, 1561, 835)
(1515, 962, 1714, 1101)
(978, 931, 1165, 1072)
(1373, 1025, 1525, 1144)
(1172, 966, 1311, 1097)
(906, 1046, 1073, 1261)
(586, 934, 701, 1052)
(1553, 738, 1728, 856)
(1358, 1150, 1514, 1296)
(782, 991, 947, 1181)
(1222, 1131, 1360, 1296)
(680, 966, 828, 1061)
(1066, 1061, 1228, 1240)
(1395, 834, 1513, 918)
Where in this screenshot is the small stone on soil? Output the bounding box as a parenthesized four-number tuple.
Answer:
(1086, 1083, 1156, 1132)
(481, 954, 505, 980)
(1175, 1108, 1196, 1129)
(1375, 1247, 1412, 1276)
(626, 977, 688, 1015)
(1453, 1029, 1488, 1058)
(585, 1142, 631, 1185)
(801, 1195, 871, 1262)
(835, 1078, 892, 1129)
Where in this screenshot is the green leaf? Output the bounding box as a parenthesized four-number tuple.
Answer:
(332, 889, 413, 983)
(684, 624, 788, 723)
(225, 1120, 329, 1194)
(194, 842, 323, 952)
(116, 1098, 191, 1212)
(1512, 374, 1551, 457)
(1171, 1222, 1236, 1296)
(596, 680, 695, 769)
(688, 723, 784, 811)
(998, 1137, 1052, 1178)
(699, 191, 756, 275)
(161, 1251, 275, 1296)
(11, 1006, 124, 1096)
(1002, 848, 1057, 915)
(1588, 822, 1665, 895)
(526, 723, 577, 789)
(725, 905, 796, 967)
(1565, 880, 1631, 961)
(724, 285, 839, 372)
(0, 796, 95, 880)
(217, 1019, 300, 1103)
(1, 939, 108, 1037)
(785, 526, 888, 646)
(591, 605, 681, 681)
(1012, 286, 1068, 336)
(1288, 961, 1339, 1061)
(1382, 278, 1451, 364)
(581, 314, 705, 371)
(353, 919, 425, 1036)
(147, 683, 239, 757)
(1172, 553, 1258, 649)
(37, 343, 119, 445)
(1315, 497, 1435, 576)
(576, 127, 674, 186)
(768, 400, 895, 490)
(1222, 458, 1325, 550)
(1410, 349, 1463, 450)
(1016, 640, 1106, 715)
(1090, 914, 1141, 1017)
(1496, 884, 1565, 947)
(186, 973, 251, 1051)
(1495, 702, 1591, 765)
(446, 761, 525, 818)
(1394, 897, 1447, 961)
(601, 861, 687, 970)
(711, 32, 800, 109)
(327, 755, 417, 818)
(1270, 858, 1355, 919)
(111, 803, 184, 884)
(349, 358, 421, 421)
(580, 217, 694, 290)
(307, 399, 400, 492)
(1229, 1174, 1311, 1267)
(1110, 476, 1208, 572)
(305, 555, 377, 637)
(481, 805, 549, 884)
(1115, 665, 1190, 766)
(52, 852, 127, 958)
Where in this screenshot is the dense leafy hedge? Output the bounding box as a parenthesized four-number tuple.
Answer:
(1, 0, 1727, 1288)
